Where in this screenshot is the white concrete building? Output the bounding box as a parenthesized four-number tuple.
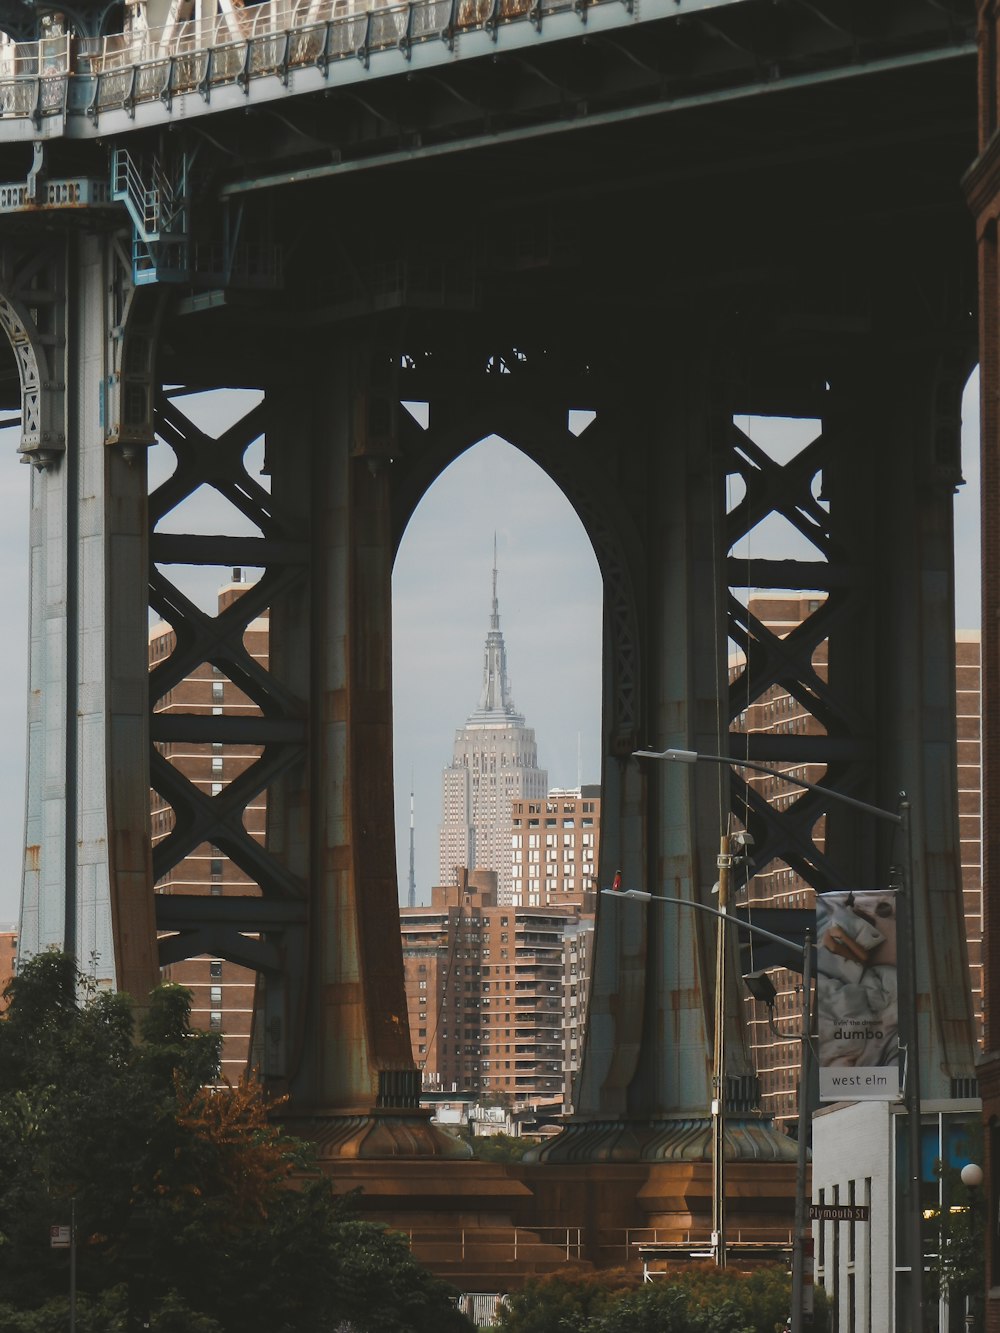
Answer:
(812, 1098, 981, 1331)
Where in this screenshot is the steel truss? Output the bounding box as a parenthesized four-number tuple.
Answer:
(147, 389, 309, 1074)
(725, 419, 867, 894)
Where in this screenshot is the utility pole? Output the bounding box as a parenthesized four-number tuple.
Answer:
(712, 831, 731, 1268)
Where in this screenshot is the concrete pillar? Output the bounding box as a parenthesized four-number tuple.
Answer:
(264, 353, 464, 1153)
(547, 358, 773, 1159)
(826, 349, 977, 1096)
(12, 231, 158, 1002)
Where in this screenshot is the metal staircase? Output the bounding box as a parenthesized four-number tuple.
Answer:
(111, 146, 190, 284)
(111, 145, 282, 289)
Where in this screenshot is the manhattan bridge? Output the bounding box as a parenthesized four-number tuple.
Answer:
(0, 0, 982, 1253)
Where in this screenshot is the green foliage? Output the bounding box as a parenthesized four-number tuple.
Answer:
(469, 1133, 534, 1163)
(497, 1264, 827, 1333)
(0, 1286, 225, 1331)
(0, 952, 474, 1333)
(496, 1268, 640, 1333)
(589, 1285, 753, 1333)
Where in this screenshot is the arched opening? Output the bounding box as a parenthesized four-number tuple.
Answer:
(392, 431, 602, 1110)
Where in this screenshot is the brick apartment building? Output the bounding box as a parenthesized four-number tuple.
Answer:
(957, 629, 984, 1041)
(0, 926, 16, 1010)
(400, 866, 595, 1111)
(150, 574, 265, 1083)
(509, 785, 601, 908)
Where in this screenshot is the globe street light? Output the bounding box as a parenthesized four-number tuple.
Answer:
(632, 746, 923, 1333)
(960, 1162, 984, 1332)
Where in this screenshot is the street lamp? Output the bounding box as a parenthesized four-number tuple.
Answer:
(601, 884, 814, 1330)
(742, 957, 814, 1331)
(632, 746, 923, 1333)
(960, 1162, 984, 1333)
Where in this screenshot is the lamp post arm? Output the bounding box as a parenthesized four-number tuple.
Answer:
(601, 889, 813, 955)
(633, 748, 904, 827)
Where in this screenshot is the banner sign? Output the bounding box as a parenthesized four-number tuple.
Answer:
(816, 890, 901, 1102)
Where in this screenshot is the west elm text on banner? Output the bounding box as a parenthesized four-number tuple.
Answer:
(816, 890, 901, 1102)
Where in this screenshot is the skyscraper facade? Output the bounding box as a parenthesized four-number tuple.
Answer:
(439, 563, 547, 902)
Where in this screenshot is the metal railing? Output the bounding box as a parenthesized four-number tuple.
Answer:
(112, 147, 172, 238)
(600, 1225, 795, 1266)
(0, 0, 624, 126)
(0, 35, 69, 121)
(401, 1223, 794, 1281)
(405, 1224, 585, 1263)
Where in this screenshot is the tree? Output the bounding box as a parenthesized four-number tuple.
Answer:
(497, 1264, 828, 1333)
(0, 953, 474, 1333)
(588, 1284, 754, 1333)
(496, 1268, 640, 1333)
(469, 1132, 533, 1163)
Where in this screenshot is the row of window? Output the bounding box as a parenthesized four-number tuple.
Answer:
(513, 847, 595, 864)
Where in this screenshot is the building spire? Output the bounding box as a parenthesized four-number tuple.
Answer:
(472, 545, 520, 721)
(491, 533, 499, 631)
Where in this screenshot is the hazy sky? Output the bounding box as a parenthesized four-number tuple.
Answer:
(0, 372, 984, 924)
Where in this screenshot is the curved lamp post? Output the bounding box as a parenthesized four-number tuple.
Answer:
(601, 884, 814, 1329)
(631, 746, 922, 1333)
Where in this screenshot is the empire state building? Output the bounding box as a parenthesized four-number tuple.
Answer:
(438, 560, 547, 903)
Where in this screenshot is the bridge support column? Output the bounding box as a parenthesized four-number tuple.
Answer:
(540, 358, 791, 1165)
(11, 229, 159, 1002)
(831, 349, 977, 1097)
(262, 356, 466, 1156)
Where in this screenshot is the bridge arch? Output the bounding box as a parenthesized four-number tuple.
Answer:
(390, 383, 645, 764)
(391, 432, 604, 902)
(382, 349, 736, 1137)
(0, 254, 65, 468)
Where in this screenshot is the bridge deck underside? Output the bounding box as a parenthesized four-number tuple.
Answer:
(140, 52, 976, 391)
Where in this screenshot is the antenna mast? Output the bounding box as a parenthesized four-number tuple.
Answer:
(408, 782, 417, 908)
